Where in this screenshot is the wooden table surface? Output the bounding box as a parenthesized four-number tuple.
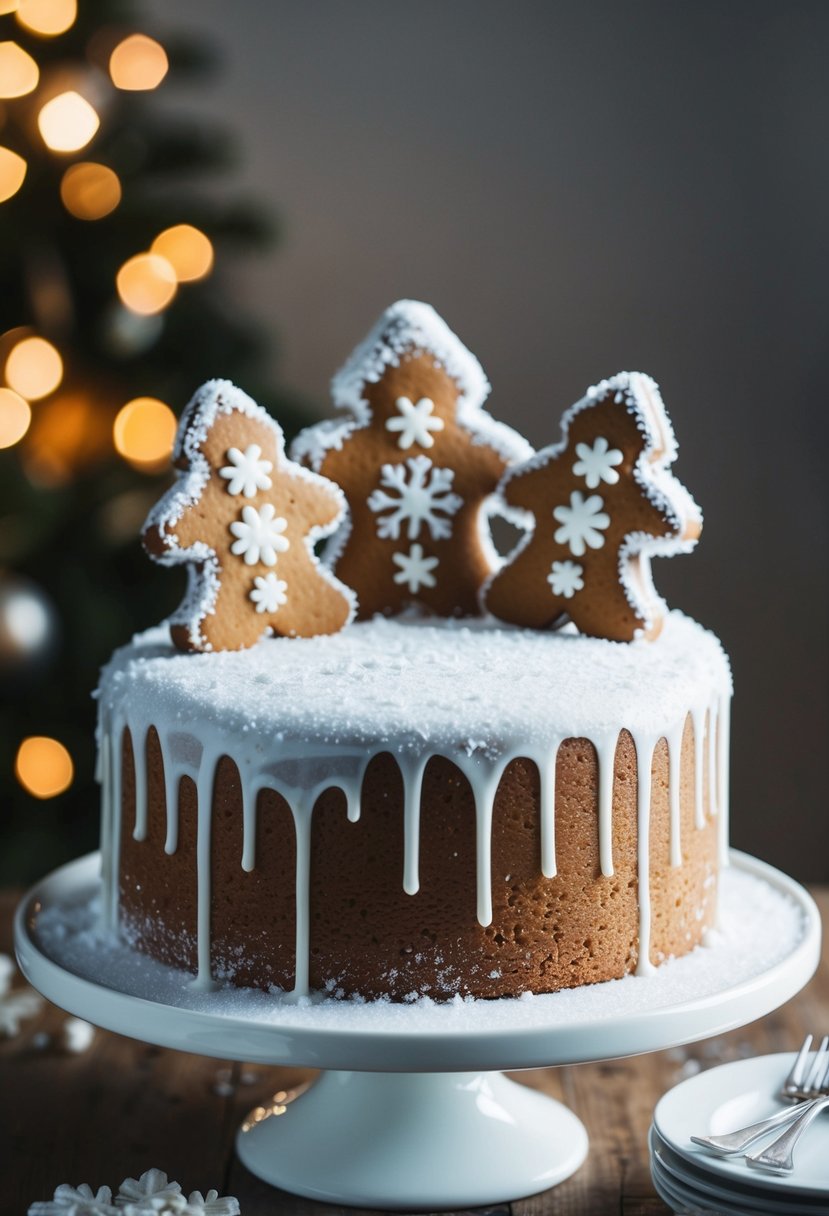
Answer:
(1, 886, 826, 1216)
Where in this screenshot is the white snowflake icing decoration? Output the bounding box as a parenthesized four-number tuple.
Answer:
(249, 572, 288, 613)
(229, 503, 290, 566)
(552, 491, 611, 557)
(392, 543, 439, 592)
(367, 455, 462, 541)
(29, 1171, 239, 1216)
(571, 436, 624, 489)
(219, 444, 273, 497)
(29, 1183, 115, 1216)
(547, 559, 584, 599)
(385, 396, 445, 449)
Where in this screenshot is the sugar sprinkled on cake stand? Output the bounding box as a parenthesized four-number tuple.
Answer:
(15, 851, 819, 1209)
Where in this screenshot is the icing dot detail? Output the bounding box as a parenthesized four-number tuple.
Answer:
(250, 573, 288, 613)
(553, 491, 610, 557)
(392, 543, 438, 592)
(572, 436, 623, 489)
(547, 560, 584, 599)
(385, 396, 445, 449)
(219, 444, 273, 497)
(229, 504, 290, 566)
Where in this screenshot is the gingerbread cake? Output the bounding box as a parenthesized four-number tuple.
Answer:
(97, 613, 730, 1000)
(94, 299, 732, 1001)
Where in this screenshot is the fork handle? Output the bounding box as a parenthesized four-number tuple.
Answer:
(690, 1101, 812, 1156)
(745, 1095, 829, 1174)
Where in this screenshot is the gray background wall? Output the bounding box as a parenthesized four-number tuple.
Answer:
(148, 0, 829, 880)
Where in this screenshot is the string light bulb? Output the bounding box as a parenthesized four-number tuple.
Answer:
(5, 335, 62, 399)
(0, 41, 39, 97)
(16, 0, 76, 37)
(0, 146, 26, 202)
(15, 736, 74, 798)
(109, 33, 168, 91)
(116, 253, 176, 315)
(37, 91, 99, 153)
(151, 224, 214, 283)
(60, 162, 121, 220)
(113, 397, 177, 471)
(0, 387, 31, 447)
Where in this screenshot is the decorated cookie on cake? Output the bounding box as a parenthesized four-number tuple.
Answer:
(291, 300, 532, 618)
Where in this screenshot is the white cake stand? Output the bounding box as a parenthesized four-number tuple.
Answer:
(14, 850, 821, 1210)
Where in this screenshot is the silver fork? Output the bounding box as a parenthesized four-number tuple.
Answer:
(691, 1036, 828, 1157)
(746, 1053, 829, 1174)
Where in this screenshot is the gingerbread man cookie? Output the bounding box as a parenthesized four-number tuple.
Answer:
(143, 380, 355, 651)
(483, 372, 701, 641)
(291, 300, 532, 618)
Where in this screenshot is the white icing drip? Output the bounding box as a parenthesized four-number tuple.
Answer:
(536, 743, 560, 879)
(97, 724, 112, 930)
(596, 733, 618, 877)
(400, 755, 427, 896)
(164, 765, 181, 856)
(707, 705, 717, 817)
(633, 730, 656, 977)
(96, 613, 732, 993)
(193, 756, 217, 991)
(109, 721, 123, 932)
(717, 696, 731, 869)
(290, 801, 313, 998)
(690, 705, 706, 830)
(667, 721, 684, 868)
(132, 727, 148, 842)
(241, 780, 257, 873)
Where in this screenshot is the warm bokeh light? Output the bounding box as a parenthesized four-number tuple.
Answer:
(60, 161, 121, 220)
(16, 0, 76, 37)
(151, 224, 214, 283)
(116, 252, 176, 315)
(0, 1, 19, 14)
(0, 41, 39, 97)
(109, 33, 168, 91)
(15, 736, 74, 798)
(37, 91, 99, 153)
(6, 335, 62, 399)
(23, 389, 109, 486)
(113, 396, 177, 470)
(0, 146, 26, 202)
(0, 386, 31, 447)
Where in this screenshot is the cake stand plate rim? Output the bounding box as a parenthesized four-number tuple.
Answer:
(14, 850, 821, 1072)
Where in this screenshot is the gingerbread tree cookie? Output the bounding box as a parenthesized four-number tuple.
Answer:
(483, 372, 701, 641)
(291, 300, 532, 618)
(143, 380, 355, 651)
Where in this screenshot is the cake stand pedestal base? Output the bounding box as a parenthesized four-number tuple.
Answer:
(236, 1068, 588, 1208)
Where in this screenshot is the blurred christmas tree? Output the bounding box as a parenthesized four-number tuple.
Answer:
(0, 0, 302, 882)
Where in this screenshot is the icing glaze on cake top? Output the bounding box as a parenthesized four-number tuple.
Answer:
(98, 610, 730, 756)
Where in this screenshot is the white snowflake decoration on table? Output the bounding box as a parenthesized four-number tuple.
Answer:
(552, 491, 611, 557)
(392, 543, 439, 592)
(249, 572, 288, 614)
(29, 1172, 239, 1216)
(0, 950, 42, 1037)
(571, 435, 623, 489)
(29, 1183, 115, 1216)
(385, 396, 445, 449)
(367, 455, 463, 541)
(547, 559, 584, 599)
(228, 503, 290, 566)
(218, 444, 274, 497)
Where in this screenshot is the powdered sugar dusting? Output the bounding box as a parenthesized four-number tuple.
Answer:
(98, 611, 729, 754)
(32, 863, 805, 1036)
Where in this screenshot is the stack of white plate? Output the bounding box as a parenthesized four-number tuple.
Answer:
(650, 1054, 829, 1214)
